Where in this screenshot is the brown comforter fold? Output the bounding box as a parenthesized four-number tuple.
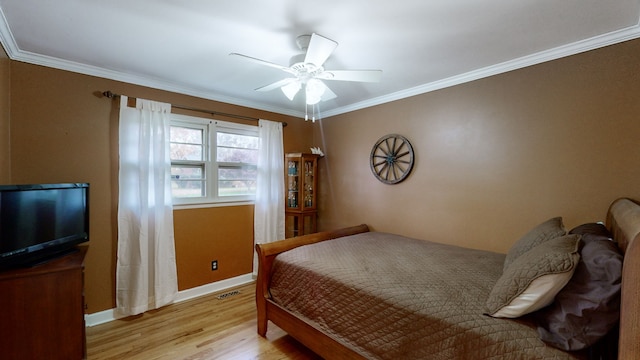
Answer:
(269, 232, 585, 359)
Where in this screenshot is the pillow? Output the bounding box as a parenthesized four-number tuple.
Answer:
(486, 234, 581, 318)
(569, 222, 612, 238)
(535, 224, 622, 351)
(503, 217, 566, 272)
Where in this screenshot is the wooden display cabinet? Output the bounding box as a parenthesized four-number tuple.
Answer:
(285, 153, 320, 238)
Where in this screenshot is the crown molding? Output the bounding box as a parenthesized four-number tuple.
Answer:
(1, 3, 638, 121)
(322, 24, 640, 118)
(6, 48, 305, 118)
(0, 6, 305, 119)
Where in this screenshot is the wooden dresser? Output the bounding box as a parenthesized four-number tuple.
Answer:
(0, 247, 87, 359)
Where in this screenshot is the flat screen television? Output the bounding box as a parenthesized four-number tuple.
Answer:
(0, 183, 89, 269)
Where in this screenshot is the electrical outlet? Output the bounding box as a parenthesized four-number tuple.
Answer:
(211, 260, 218, 271)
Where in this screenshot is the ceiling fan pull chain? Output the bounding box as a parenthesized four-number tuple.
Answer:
(312, 104, 317, 122)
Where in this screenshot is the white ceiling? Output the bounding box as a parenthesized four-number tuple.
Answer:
(1, 0, 639, 119)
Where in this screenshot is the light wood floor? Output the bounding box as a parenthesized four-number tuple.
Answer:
(86, 283, 322, 360)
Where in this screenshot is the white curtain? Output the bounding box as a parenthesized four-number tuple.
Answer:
(253, 119, 285, 274)
(116, 96, 178, 316)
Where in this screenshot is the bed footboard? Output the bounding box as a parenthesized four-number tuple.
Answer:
(254, 224, 370, 336)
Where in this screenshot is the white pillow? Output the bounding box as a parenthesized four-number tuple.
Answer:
(490, 271, 576, 318)
(486, 234, 581, 318)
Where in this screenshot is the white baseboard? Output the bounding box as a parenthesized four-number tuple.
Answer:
(84, 273, 255, 327)
(85, 307, 117, 327)
(174, 273, 254, 303)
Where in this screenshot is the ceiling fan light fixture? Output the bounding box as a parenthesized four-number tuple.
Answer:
(306, 94, 322, 105)
(231, 33, 382, 119)
(281, 81, 301, 100)
(305, 78, 325, 105)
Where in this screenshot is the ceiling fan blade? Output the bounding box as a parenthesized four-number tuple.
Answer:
(321, 83, 337, 102)
(255, 78, 297, 92)
(304, 33, 338, 67)
(229, 53, 295, 75)
(318, 69, 383, 82)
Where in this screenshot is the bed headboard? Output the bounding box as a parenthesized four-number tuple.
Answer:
(606, 198, 640, 360)
(607, 198, 640, 254)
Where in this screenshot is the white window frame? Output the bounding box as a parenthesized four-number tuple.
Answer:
(170, 113, 258, 208)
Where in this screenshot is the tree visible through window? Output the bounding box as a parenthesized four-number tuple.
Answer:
(217, 131, 259, 197)
(170, 125, 205, 198)
(169, 114, 258, 205)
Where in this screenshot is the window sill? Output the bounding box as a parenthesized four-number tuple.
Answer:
(172, 200, 254, 210)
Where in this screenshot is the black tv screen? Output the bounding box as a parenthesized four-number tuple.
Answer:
(0, 183, 89, 269)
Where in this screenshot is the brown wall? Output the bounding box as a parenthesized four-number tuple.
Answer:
(174, 205, 254, 289)
(7, 36, 640, 314)
(8, 62, 313, 313)
(0, 45, 10, 183)
(315, 39, 640, 253)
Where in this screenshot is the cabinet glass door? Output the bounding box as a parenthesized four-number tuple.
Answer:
(287, 159, 300, 209)
(303, 159, 314, 209)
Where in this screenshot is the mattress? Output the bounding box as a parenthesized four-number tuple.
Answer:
(269, 232, 585, 359)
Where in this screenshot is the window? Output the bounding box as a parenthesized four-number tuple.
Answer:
(170, 113, 259, 206)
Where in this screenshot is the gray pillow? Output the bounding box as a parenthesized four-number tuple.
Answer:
(535, 224, 622, 351)
(503, 217, 566, 272)
(486, 234, 581, 318)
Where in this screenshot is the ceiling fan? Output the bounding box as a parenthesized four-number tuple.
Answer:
(230, 33, 382, 107)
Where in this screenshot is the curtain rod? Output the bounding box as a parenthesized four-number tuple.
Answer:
(101, 91, 287, 127)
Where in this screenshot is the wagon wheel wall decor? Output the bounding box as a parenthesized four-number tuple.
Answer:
(370, 134, 415, 184)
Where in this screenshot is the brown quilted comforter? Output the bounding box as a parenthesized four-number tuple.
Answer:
(269, 232, 585, 359)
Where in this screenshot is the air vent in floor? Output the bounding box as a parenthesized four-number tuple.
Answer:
(216, 290, 240, 300)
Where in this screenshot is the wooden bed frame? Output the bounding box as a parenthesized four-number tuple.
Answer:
(255, 198, 640, 359)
